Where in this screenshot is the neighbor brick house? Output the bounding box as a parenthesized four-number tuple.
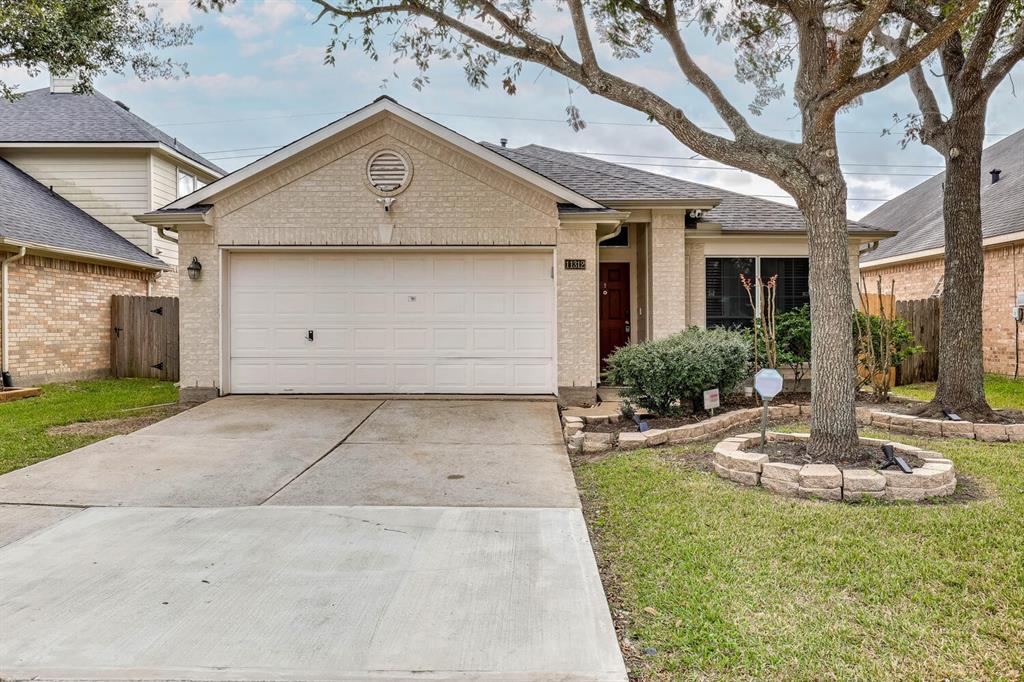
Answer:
(860, 129, 1024, 377)
(0, 76, 222, 385)
(140, 97, 889, 404)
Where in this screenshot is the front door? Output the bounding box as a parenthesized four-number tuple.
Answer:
(599, 262, 631, 370)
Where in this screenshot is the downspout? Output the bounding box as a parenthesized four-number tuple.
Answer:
(156, 227, 178, 244)
(152, 228, 179, 296)
(1, 246, 28, 387)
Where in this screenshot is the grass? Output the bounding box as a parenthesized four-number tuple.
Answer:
(575, 429, 1024, 681)
(0, 379, 178, 475)
(891, 374, 1024, 410)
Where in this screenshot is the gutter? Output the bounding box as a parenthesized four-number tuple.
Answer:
(1, 246, 27, 386)
(0, 238, 168, 271)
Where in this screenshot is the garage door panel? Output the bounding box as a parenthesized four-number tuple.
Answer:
(229, 252, 554, 394)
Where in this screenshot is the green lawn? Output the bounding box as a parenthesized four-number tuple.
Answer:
(891, 374, 1024, 410)
(0, 379, 178, 475)
(575, 430, 1024, 681)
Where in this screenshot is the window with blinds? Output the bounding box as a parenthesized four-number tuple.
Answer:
(705, 256, 809, 328)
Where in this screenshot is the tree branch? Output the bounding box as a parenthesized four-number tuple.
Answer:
(831, 0, 892, 86)
(565, 0, 599, 73)
(873, 22, 946, 143)
(962, 0, 1011, 78)
(639, 0, 759, 140)
(982, 17, 1024, 96)
(833, 0, 980, 106)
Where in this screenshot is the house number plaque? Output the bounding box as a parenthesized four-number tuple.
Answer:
(564, 259, 587, 270)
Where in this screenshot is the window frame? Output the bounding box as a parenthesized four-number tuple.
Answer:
(704, 255, 810, 327)
(176, 168, 199, 198)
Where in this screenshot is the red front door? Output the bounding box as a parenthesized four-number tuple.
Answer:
(600, 262, 631, 370)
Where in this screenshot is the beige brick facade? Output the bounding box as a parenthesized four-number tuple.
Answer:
(0, 254, 149, 385)
(862, 241, 1024, 377)
(685, 240, 707, 327)
(649, 210, 687, 338)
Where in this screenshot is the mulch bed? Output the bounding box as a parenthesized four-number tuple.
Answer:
(757, 440, 925, 470)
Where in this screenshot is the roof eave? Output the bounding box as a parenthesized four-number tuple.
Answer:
(0, 237, 168, 271)
(162, 98, 604, 211)
(601, 198, 722, 209)
(134, 209, 213, 227)
(558, 208, 631, 224)
(0, 141, 223, 178)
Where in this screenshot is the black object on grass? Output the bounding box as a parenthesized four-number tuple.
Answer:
(879, 443, 914, 474)
(632, 414, 650, 432)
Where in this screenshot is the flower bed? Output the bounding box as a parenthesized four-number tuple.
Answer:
(713, 432, 957, 502)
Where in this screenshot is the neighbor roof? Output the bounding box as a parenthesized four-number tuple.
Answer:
(861, 128, 1024, 263)
(0, 88, 224, 175)
(0, 158, 166, 269)
(485, 144, 883, 233)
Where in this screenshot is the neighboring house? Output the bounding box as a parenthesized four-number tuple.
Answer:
(0, 76, 222, 386)
(141, 96, 889, 404)
(860, 129, 1024, 377)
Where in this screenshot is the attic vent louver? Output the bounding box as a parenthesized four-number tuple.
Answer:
(367, 150, 410, 194)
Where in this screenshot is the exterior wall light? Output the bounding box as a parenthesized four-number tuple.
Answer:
(187, 256, 202, 281)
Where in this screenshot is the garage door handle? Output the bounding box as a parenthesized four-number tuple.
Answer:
(307, 330, 314, 342)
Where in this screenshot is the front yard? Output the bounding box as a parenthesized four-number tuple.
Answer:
(575, 429, 1023, 681)
(0, 379, 179, 475)
(891, 374, 1024, 410)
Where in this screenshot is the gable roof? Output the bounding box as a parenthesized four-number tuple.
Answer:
(485, 144, 884, 233)
(157, 96, 602, 212)
(861, 128, 1024, 263)
(0, 88, 224, 176)
(0, 158, 166, 269)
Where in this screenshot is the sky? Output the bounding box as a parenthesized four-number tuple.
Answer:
(4, 0, 1022, 219)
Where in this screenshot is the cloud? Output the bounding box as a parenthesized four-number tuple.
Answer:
(112, 72, 294, 97)
(218, 0, 303, 40)
(150, 0, 194, 24)
(693, 54, 734, 79)
(272, 45, 327, 71)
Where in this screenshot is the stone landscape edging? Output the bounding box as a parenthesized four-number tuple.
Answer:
(562, 403, 1023, 454)
(867, 410, 1024, 443)
(714, 431, 957, 502)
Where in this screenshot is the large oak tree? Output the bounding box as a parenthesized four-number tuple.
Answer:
(875, 0, 1024, 421)
(0, 0, 218, 101)
(310, 0, 975, 458)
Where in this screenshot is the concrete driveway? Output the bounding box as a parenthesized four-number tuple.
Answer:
(0, 397, 626, 682)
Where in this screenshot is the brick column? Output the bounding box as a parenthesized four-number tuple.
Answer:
(650, 210, 687, 338)
(686, 240, 706, 327)
(556, 223, 598, 404)
(178, 227, 221, 402)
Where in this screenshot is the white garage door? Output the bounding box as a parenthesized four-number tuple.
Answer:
(228, 251, 555, 394)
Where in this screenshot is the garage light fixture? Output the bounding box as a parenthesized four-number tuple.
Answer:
(187, 256, 203, 281)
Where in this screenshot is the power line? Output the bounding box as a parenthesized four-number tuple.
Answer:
(158, 107, 1016, 138)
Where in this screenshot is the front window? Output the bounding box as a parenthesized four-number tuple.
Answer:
(705, 256, 809, 328)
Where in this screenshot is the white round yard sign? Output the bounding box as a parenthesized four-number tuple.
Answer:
(754, 368, 784, 400)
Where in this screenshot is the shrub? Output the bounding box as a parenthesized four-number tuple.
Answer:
(748, 304, 812, 389)
(853, 310, 923, 399)
(604, 327, 752, 416)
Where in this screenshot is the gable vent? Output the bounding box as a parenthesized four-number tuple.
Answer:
(367, 150, 410, 193)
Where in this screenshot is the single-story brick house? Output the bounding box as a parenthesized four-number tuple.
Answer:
(860, 128, 1023, 377)
(141, 96, 890, 404)
(0, 77, 221, 386)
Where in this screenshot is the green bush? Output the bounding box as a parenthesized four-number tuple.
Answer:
(604, 327, 751, 416)
(747, 304, 812, 388)
(852, 310, 922, 367)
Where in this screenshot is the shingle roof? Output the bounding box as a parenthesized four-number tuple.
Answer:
(483, 143, 881, 233)
(861, 128, 1024, 262)
(0, 88, 224, 175)
(0, 158, 166, 269)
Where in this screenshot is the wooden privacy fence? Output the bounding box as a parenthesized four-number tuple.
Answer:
(895, 297, 941, 385)
(110, 296, 179, 382)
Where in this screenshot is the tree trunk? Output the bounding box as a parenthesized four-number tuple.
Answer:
(927, 110, 994, 420)
(799, 176, 861, 459)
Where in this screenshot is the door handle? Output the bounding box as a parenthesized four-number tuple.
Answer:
(307, 330, 314, 342)
(624, 320, 631, 333)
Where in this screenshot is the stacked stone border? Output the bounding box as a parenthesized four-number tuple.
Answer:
(714, 432, 956, 502)
(564, 404, 810, 454)
(562, 403, 1024, 454)
(867, 410, 1024, 443)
